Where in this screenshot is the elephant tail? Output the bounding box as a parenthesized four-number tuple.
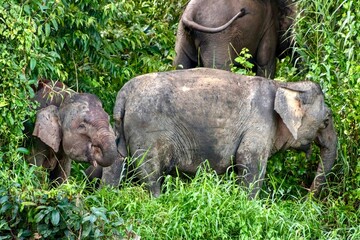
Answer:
(182, 8, 248, 33)
(114, 89, 128, 158)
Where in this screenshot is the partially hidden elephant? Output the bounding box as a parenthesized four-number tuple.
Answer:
(28, 80, 118, 184)
(99, 68, 337, 198)
(173, 0, 297, 78)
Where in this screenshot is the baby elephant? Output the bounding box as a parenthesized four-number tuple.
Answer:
(106, 68, 337, 197)
(28, 81, 117, 184)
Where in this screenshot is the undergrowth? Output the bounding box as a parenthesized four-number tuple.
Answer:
(2, 163, 359, 239)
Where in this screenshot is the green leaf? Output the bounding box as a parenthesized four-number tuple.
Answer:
(37, 25, 43, 35)
(83, 214, 97, 223)
(51, 210, 60, 226)
(82, 223, 92, 238)
(0, 196, 9, 205)
(16, 147, 30, 155)
(21, 201, 37, 207)
(0, 100, 8, 107)
(30, 58, 36, 70)
(45, 23, 51, 37)
(23, 5, 30, 15)
(51, 18, 58, 31)
(35, 212, 46, 223)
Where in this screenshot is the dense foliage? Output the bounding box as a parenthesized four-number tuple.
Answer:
(0, 0, 359, 239)
(0, 0, 184, 163)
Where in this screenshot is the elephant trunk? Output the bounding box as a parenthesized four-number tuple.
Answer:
(182, 6, 248, 33)
(95, 129, 118, 167)
(310, 117, 337, 196)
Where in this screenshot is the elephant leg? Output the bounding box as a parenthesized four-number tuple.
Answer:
(201, 46, 229, 69)
(173, 22, 198, 69)
(29, 139, 50, 167)
(101, 156, 125, 187)
(131, 149, 163, 197)
(255, 30, 277, 78)
(137, 159, 162, 197)
(85, 165, 103, 181)
(235, 137, 270, 198)
(50, 154, 71, 185)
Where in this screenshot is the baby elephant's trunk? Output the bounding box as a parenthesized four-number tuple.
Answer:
(310, 116, 337, 196)
(97, 131, 118, 167)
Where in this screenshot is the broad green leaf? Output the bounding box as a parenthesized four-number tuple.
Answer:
(23, 5, 30, 15)
(82, 223, 92, 238)
(0, 196, 9, 204)
(82, 214, 97, 223)
(30, 58, 36, 70)
(35, 212, 46, 223)
(51, 210, 60, 226)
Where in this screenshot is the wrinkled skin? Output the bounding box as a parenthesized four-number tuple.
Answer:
(28, 81, 117, 184)
(102, 68, 337, 198)
(174, 0, 297, 78)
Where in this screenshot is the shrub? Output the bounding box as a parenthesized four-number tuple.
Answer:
(0, 162, 125, 239)
(0, 0, 186, 166)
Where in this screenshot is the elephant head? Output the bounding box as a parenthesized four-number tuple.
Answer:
(24, 80, 72, 138)
(274, 81, 337, 196)
(32, 93, 117, 183)
(32, 79, 73, 109)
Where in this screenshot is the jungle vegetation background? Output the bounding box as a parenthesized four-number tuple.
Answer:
(0, 0, 359, 239)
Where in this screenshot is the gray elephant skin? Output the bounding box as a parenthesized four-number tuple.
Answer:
(105, 68, 337, 198)
(174, 0, 297, 78)
(28, 80, 118, 184)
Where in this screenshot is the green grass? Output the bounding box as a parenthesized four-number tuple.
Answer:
(3, 164, 358, 239)
(116, 168, 359, 239)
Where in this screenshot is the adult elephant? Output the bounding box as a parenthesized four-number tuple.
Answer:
(28, 80, 118, 184)
(103, 68, 336, 198)
(173, 0, 297, 78)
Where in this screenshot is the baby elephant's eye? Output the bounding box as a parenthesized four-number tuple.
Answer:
(78, 123, 86, 130)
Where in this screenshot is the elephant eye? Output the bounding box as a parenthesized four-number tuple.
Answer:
(78, 123, 86, 130)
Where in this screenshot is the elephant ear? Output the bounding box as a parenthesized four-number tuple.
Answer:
(33, 105, 62, 152)
(274, 87, 305, 140)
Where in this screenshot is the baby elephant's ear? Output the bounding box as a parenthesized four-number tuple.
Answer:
(274, 87, 305, 140)
(33, 105, 62, 152)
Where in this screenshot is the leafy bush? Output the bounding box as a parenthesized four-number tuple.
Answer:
(0, 161, 126, 239)
(230, 48, 256, 76)
(293, 0, 359, 203)
(0, 0, 185, 165)
(42, 0, 186, 113)
(0, 1, 57, 167)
